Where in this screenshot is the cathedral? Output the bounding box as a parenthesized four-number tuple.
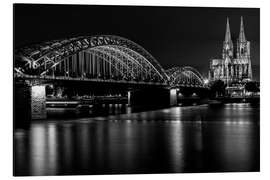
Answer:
(209, 17, 253, 86)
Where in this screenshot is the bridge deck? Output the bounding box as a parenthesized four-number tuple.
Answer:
(15, 75, 168, 86)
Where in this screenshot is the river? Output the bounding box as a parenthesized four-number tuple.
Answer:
(14, 103, 260, 176)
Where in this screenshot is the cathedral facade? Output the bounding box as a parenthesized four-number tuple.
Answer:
(209, 17, 252, 85)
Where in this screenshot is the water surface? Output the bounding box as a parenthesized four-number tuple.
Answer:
(14, 103, 260, 175)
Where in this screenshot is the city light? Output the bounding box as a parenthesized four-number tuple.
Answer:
(204, 79, 209, 85)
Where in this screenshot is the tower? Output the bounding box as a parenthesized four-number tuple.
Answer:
(222, 18, 233, 85)
(236, 16, 252, 80)
(222, 18, 234, 59)
(237, 16, 248, 57)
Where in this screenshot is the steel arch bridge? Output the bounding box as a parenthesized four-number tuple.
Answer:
(166, 66, 206, 88)
(14, 35, 169, 85)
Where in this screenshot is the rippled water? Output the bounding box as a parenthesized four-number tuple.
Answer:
(14, 103, 259, 176)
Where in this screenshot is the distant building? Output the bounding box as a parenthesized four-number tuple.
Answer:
(209, 17, 252, 86)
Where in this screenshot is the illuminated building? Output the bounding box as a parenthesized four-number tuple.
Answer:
(209, 17, 252, 85)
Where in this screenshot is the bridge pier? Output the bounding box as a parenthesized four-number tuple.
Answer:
(15, 83, 47, 123)
(127, 90, 131, 106)
(30, 85, 47, 119)
(170, 89, 178, 106)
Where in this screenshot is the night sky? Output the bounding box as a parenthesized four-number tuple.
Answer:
(14, 4, 260, 80)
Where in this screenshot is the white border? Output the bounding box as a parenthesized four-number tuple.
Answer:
(1, 0, 269, 179)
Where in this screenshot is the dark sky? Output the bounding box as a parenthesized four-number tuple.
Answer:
(14, 4, 260, 80)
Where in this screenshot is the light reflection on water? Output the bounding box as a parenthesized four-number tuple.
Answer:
(14, 103, 259, 175)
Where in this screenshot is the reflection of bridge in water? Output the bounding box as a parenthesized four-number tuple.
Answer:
(15, 35, 208, 120)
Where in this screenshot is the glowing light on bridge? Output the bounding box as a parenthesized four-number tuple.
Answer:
(204, 79, 209, 85)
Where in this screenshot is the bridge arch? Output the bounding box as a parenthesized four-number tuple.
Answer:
(166, 66, 205, 87)
(15, 35, 168, 84)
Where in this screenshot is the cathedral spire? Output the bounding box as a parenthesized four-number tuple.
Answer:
(224, 17, 232, 43)
(239, 16, 246, 42)
(222, 17, 233, 59)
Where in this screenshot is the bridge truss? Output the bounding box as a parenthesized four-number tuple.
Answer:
(166, 66, 206, 88)
(14, 35, 207, 88)
(15, 35, 168, 85)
